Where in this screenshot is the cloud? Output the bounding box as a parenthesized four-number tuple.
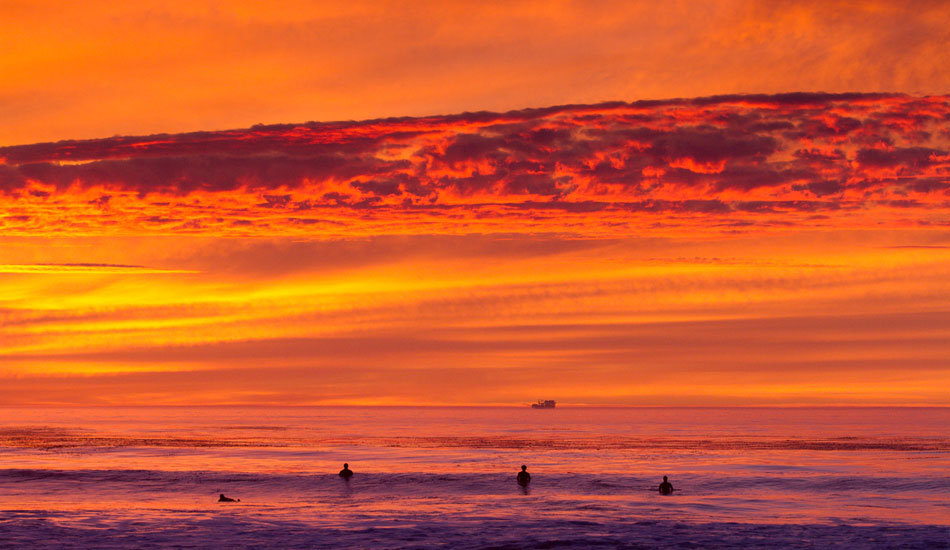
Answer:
(0, 263, 196, 274)
(882, 245, 950, 249)
(3, 310, 949, 405)
(3, 226, 949, 405)
(1, 93, 948, 237)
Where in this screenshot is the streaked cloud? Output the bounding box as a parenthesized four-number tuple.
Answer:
(3, 311, 949, 406)
(2, 228, 949, 405)
(0, 263, 197, 274)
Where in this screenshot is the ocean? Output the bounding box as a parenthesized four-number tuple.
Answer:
(0, 406, 948, 549)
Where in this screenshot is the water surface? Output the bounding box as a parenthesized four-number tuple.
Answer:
(1, 406, 948, 548)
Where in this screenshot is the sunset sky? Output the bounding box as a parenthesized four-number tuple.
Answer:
(1, 1, 949, 406)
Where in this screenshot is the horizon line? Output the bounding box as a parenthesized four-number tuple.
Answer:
(2, 403, 948, 409)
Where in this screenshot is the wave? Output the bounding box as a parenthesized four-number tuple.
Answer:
(3, 469, 948, 496)
(369, 435, 950, 452)
(0, 427, 279, 450)
(0, 508, 948, 550)
(3, 427, 948, 452)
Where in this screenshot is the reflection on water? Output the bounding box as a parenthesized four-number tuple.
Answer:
(0, 406, 948, 536)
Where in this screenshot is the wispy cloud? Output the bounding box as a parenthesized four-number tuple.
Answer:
(882, 245, 950, 249)
(0, 263, 197, 274)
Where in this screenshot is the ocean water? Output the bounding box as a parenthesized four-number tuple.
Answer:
(0, 406, 948, 549)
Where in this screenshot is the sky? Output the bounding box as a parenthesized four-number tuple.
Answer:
(1, 1, 949, 406)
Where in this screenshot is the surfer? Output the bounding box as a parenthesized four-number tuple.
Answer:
(516, 465, 531, 486)
(218, 494, 240, 502)
(339, 463, 354, 479)
(658, 476, 674, 495)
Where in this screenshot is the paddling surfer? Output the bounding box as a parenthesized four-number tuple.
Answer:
(339, 463, 354, 479)
(218, 494, 240, 502)
(658, 476, 674, 495)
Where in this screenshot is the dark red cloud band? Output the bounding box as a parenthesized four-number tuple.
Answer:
(2, 93, 947, 235)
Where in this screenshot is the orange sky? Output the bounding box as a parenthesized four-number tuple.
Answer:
(1, 2, 949, 406)
(2, 0, 950, 145)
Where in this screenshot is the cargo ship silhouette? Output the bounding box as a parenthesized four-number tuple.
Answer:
(531, 400, 556, 409)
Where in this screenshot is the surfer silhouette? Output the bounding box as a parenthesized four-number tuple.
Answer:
(517, 465, 531, 486)
(658, 476, 674, 495)
(218, 494, 240, 502)
(339, 463, 354, 479)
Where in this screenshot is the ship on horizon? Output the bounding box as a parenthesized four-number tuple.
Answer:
(531, 400, 556, 409)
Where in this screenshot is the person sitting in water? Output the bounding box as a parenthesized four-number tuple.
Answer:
(218, 494, 240, 502)
(339, 463, 354, 479)
(658, 476, 674, 495)
(516, 465, 531, 485)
